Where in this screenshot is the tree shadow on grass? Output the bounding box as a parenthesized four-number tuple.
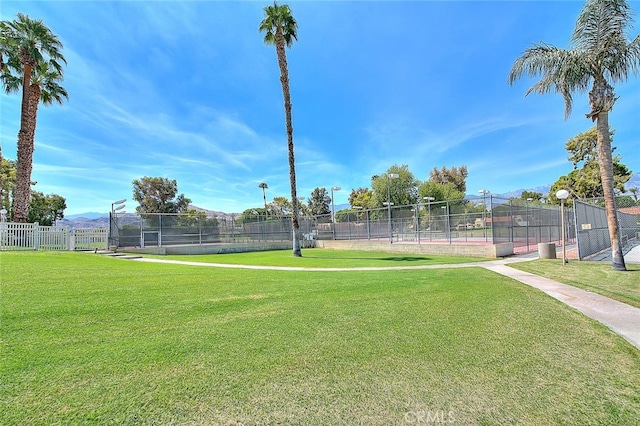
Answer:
(302, 255, 432, 262)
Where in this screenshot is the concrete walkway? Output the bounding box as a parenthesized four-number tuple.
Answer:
(129, 254, 640, 351)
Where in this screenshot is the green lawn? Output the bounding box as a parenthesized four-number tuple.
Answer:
(511, 259, 640, 309)
(135, 248, 487, 268)
(2, 251, 640, 425)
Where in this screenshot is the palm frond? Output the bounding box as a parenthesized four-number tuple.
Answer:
(510, 44, 592, 118)
(614, 33, 640, 76)
(572, 0, 639, 80)
(259, 2, 298, 47)
(5, 13, 66, 67)
(573, 0, 631, 49)
(1, 70, 21, 93)
(32, 61, 68, 105)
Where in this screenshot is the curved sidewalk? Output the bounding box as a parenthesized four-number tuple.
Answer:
(131, 255, 640, 351)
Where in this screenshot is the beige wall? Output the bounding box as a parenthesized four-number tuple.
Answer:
(126, 240, 513, 258)
(315, 240, 513, 258)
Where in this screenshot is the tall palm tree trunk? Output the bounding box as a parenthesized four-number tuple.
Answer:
(262, 187, 268, 217)
(14, 61, 34, 223)
(275, 27, 301, 257)
(595, 111, 626, 270)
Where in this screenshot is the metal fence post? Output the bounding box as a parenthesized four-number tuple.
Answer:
(489, 195, 495, 244)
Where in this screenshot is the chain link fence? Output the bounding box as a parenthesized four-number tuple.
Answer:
(108, 196, 640, 263)
(109, 196, 577, 255)
(328, 196, 573, 253)
(574, 198, 640, 262)
(109, 212, 317, 248)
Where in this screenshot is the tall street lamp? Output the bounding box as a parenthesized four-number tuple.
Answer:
(478, 189, 490, 241)
(386, 173, 399, 243)
(110, 199, 126, 249)
(441, 204, 450, 243)
(111, 199, 126, 215)
(526, 197, 533, 251)
(331, 186, 341, 223)
(556, 189, 570, 265)
(258, 182, 268, 218)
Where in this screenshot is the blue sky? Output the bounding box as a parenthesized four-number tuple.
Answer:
(1, 1, 639, 215)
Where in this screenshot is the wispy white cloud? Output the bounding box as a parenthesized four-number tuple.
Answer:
(2, 0, 638, 214)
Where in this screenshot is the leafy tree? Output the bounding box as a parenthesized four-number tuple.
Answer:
(1, 156, 17, 215)
(429, 165, 468, 193)
(260, 2, 302, 257)
(174, 208, 219, 234)
(268, 196, 292, 217)
(132, 176, 191, 214)
(371, 164, 418, 207)
(308, 187, 330, 215)
(628, 187, 639, 202)
(298, 202, 311, 217)
(521, 191, 543, 201)
(349, 187, 374, 209)
(509, 0, 640, 271)
(548, 127, 631, 202)
(238, 207, 267, 224)
(418, 181, 465, 203)
(1, 13, 67, 223)
(27, 190, 65, 226)
(615, 195, 635, 208)
(334, 208, 361, 223)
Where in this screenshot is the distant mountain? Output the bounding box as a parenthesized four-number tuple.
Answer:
(66, 212, 107, 220)
(57, 216, 109, 229)
(333, 203, 351, 212)
(186, 205, 238, 220)
(58, 205, 236, 229)
(497, 184, 552, 200)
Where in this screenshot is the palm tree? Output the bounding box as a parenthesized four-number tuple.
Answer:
(258, 182, 269, 217)
(2, 62, 68, 223)
(509, 0, 640, 271)
(259, 2, 302, 256)
(1, 13, 66, 223)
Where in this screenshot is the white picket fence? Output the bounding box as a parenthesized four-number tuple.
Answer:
(0, 222, 108, 251)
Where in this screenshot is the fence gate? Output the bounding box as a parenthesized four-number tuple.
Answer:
(73, 228, 108, 251)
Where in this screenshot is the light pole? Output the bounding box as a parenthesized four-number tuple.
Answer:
(412, 206, 419, 243)
(478, 190, 489, 241)
(423, 196, 434, 241)
(556, 189, 569, 265)
(386, 173, 399, 243)
(258, 182, 268, 218)
(111, 199, 126, 215)
(330, 186, 341, 223)
(441, 204, 450, 243)
(526, 197, 533, 251)
(110, 199, 126, 249)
